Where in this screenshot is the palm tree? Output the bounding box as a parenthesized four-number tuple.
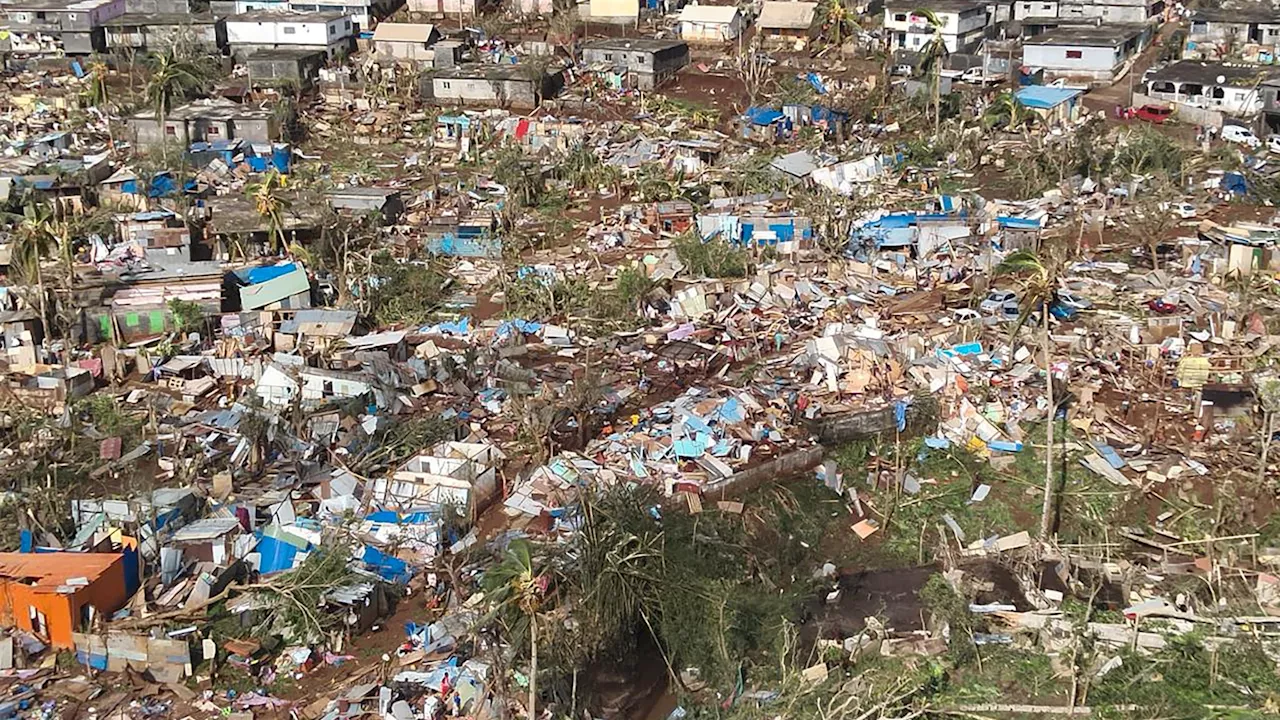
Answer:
(482, 540, 546, 720)
(11, 203, 57, 353)
(247, 170, 290, 254)
(983, 90, 1035, 132)
(85, 58, 116, 156)
(996, 249, 1061, 540)
(913, 8, 949, 134)
(144, 51, 206, 163)
(816, 0, 857, 46)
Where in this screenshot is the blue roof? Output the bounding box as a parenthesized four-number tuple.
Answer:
(744, 107, 786, 126)
(241, 263, 299, 285)
(1014, 86, 1083, 109)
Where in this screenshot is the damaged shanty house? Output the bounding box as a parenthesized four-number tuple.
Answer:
(0, 552, 132, 649)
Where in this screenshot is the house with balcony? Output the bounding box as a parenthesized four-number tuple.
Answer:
(1145, 61, 1280, 116)
(1186, 6, 1280, 63)
(883, 0, 988, 55)
(1022, 23, 1151, 84)
(4, 0, 126, 55)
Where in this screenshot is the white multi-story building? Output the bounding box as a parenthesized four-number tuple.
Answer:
(883, 0, 989, 54)
(224, 10, 353, 58)
(1012, 0, 1057, 21)
(214, 0, 379, 32)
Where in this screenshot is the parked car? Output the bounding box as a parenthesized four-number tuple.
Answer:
(1222, 124, 1262, 149)
(1055, 290, 1093, 312)
(1135, 105, 1173, 124)
(1147, 298, 1179, 314)
(1268, 135, 1280, 154)
(961, 67, 1002, 85)
(1168, 202, 1197, 218)
(980, 289, 1018, 315)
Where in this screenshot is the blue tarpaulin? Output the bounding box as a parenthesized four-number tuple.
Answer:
(1221, 172, 1248, 195)
(996, 215, 1044, 229)
(242, 263, 300, 285)
(806, 72, 828, 95)
(363, 545, 413, 584)
(744, 107, 786, 126)
(427, 231, 501, 258)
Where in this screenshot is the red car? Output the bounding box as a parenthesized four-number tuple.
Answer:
(1147, 298, 1178, 314)
(1135, 105, 1173, 124)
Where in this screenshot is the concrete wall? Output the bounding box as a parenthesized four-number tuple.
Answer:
(1132, 90, 1224, 128)
(433, 75, 538, 106)
(679, 18, 743, 42)
(1013, 0, 1057, 19)
(1023, 42, 1119, 76)
(701, 445, 825, 501)
(1058, 0, 1152, 22)
(226, 16, 350, 47)
(375, 38, 435, 60)
(125, 0, 190, 13)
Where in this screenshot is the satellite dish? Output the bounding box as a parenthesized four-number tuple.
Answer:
(1216, 74, 1227, 84)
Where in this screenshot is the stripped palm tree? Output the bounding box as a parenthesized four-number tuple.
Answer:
(996, 249, 1062, 540)
(247, 170, 290, 255)
(85, 58, 116, 156)
(11, 203, 57, 352)
(913, 8, 949, 134)
(482, 540, 547, 720)
(816, 0, 857, 47)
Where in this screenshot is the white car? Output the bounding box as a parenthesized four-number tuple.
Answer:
(1055, 290, 1093, 311)
(1222, 125, 1262, 149)
(1170, 202, 1196, 218)
(979, 289, 1018, 315)
(1268, 135, 1280, 154)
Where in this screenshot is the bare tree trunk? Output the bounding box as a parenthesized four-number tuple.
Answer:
(36, 263, 48, 361)
(1039, 309, 1055, 539)
(528, 614, 538, 720)
(1260, 411, 1275, 484)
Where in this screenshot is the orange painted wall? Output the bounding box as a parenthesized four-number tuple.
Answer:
(0, 557, 128, 649)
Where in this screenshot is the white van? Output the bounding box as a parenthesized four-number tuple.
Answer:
(1222, 125, 1261, 149)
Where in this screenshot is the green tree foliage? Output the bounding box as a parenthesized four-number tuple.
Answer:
(365, 253, 449, 328)
(167, 298, 205, 335)
(675, 233, 749, 278)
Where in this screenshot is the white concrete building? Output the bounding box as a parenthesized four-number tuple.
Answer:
(677, 4, 745, 43)
(1022, 24, 1151, 84)
(1057, 0, 1161, 24)
(224, 10, 353, 58)
(883, 0, 989, 55)
(212, 0, 381, 32)
(1012, 0, 1057, 21)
